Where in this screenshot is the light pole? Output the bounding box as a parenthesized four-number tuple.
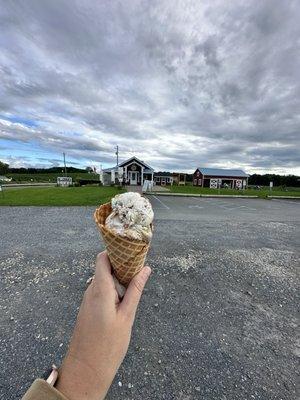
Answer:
(63, 152, 67, 176)
(115, 145, 119, 167)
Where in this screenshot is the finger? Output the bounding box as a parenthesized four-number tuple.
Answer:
(94, 251, 113, 283)
(92, 251, 115, 299)
(119, 266, 151, 322)
(112, 275, 126, 299)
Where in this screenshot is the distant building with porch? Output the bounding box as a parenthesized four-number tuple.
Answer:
(101, 156, 154, 186)
(173, 172, 186, 186)
(154, 172, 187, 186)
(193, 168, 248, 189)
(154, 172, 173, 186)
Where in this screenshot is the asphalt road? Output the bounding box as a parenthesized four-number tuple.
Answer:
(0, 197, 299, 400)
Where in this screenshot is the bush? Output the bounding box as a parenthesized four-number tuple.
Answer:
(77, 179, 101, 186)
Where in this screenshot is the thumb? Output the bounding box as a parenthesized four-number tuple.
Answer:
(119, 266, 151, 322)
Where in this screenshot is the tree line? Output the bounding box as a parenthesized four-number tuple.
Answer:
(0, 161, 87, 175)
(0, 161, 299, 186)
(247, 173, 299, 187)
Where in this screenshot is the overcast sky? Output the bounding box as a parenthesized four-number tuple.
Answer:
(0, 0, 299, 174)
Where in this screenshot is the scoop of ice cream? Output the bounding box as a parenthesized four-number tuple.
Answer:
(105, 192, 153, 242)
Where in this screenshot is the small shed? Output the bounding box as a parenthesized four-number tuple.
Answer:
(173, 172, 186, 186)
(193, 167, 248, 189)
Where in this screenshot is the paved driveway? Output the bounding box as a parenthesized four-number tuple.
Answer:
(0, 197, 299, 399)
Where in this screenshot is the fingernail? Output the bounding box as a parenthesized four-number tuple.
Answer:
(143, 266, 151, 279)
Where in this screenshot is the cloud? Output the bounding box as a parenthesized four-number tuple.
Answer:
(0, 0, 299, 174)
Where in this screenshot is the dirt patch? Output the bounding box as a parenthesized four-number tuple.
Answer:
(225, 247, 297, 281)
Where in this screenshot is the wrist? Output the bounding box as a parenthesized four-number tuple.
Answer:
(56, 355, 109, 400)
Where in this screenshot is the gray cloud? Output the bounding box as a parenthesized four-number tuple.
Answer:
(0, 0, 299, 174)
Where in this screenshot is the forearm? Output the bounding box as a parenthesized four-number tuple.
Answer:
(56, 355, 113, 400)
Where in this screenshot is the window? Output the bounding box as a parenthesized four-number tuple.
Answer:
(156, 177, 160, 182)
(198, 179, 202, 186)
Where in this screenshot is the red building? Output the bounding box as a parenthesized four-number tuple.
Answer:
(193, 168, 248, 189)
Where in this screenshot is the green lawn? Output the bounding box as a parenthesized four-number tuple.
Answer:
(5, 172, 99, 183)
(168, 185, 300, 198)
(0, 186, 125, 206)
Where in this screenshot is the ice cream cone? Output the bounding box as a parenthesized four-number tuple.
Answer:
(94, 202, 151, 286)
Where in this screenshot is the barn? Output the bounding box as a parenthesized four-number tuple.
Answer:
(193, 167, 248, 189)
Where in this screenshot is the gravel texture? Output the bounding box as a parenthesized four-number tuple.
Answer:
(0, 197, 299, 400)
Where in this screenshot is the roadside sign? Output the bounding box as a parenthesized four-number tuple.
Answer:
(270, 181, 273, 187)
(57, 177, 72, 187)
(142, 179, 153, 193)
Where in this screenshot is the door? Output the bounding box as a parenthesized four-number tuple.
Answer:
(130, 172, 137, 185)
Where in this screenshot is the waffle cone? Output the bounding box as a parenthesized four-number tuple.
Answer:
(94, 202, 151, 286)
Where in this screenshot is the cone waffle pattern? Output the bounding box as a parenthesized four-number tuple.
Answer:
(94, 202, 150, 286)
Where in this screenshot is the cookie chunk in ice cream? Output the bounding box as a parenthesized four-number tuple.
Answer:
(105, 192, 153, 242)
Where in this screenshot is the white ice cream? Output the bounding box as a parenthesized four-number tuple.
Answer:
(105, 192, 153, 242)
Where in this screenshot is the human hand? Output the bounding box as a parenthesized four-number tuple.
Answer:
(56, 251, 151, 400)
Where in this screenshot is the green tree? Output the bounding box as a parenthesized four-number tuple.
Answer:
(0, 161, 9, 174)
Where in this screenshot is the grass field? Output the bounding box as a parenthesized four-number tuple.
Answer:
(4, 172, 99, 183)
(0, 186, 124, 206)
(168, 185, 300, 198)
(0, 184, 299, 206)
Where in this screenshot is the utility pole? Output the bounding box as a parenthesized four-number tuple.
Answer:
(63, 152, 67, 176)
(115, 145, 119, 167)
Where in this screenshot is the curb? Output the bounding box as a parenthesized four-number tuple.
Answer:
(2, 183, 57, 188)
(267, 196, 300, 199)
(145, 192, 259, 198)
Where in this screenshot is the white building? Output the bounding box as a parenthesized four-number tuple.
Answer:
(101, 156, 154, 186)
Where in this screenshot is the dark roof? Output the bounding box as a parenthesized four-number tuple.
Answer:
(118, 156, 154, 171)
(103, 157, 154, 173)
(196, 167, 248, 178)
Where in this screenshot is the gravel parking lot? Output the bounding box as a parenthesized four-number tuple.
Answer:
(0, 197, 299, 400)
